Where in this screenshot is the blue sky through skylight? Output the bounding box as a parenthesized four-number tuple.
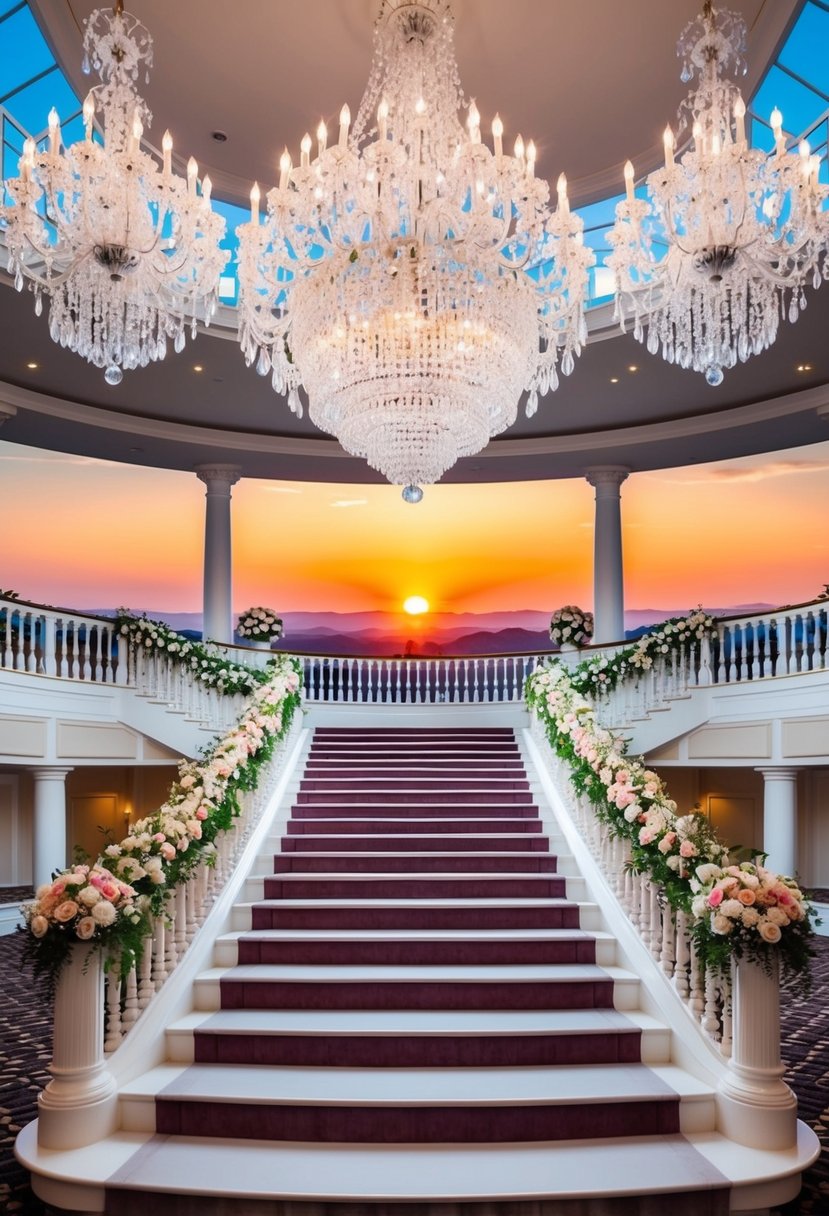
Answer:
(1, 0, 827, 308)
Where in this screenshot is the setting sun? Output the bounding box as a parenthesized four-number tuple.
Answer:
(403, 595, 430, 615)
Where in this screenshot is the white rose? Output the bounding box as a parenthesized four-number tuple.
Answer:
(711, 914, 734, 935)
(720, 899, 743, 920)
(78, 885, 101, 907)
(91, 900, 117, 926)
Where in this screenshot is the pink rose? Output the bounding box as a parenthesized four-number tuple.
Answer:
(195, 808, 208, 821)
(153, 832, 166, 843)
(100, 881, 119, 901)
(707, 888, 724, 908)
(679, 840, 697, 858)
(160, 842, 176, 861)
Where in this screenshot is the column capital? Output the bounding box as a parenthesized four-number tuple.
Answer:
(29, 766, 74, 781)
(755, 767, 802, 782)
(195, 464, 242, 495)
(585, 465, 630, 493)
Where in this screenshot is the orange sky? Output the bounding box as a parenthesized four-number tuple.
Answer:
(2, 438, 829, 614)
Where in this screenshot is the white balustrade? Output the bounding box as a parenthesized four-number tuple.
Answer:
(0, 596, 121, 683)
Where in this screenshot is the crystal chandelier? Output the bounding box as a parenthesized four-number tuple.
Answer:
(1, 3, 227, 386)
(236, 0, 593, 496)
(607, 1, 828, 387)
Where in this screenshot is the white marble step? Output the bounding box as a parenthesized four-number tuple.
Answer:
(212, 927, 617, 967)
(165, 1007, 671, 1063)
(119, 1061, 715, 1135)
(17, 1123, 817, 1207)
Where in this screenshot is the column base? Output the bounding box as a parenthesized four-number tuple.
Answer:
(717, 1063, 798, 1150)
(37, 1064, 118, 1149)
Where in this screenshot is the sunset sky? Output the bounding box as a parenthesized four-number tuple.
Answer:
(2, 437, 829, 617)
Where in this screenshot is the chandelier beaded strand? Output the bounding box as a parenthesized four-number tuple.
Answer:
(1, 3, 227, 385)
(607, 1, 828, 388)
(235, 0, 593, 495)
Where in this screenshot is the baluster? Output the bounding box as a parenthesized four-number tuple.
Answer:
(104, 967, 123, 1053)
(138, 934, 155, 1009)
(719, 973, 733, 1058)
(703, 967, 722, 1039)
(783, 614, 796, 675)
(728, 624, 738, 682)
(660, 905, 675, 977)
(649, 882, 661, 959)
(761, 617, 773, 678)
(449, 659, 458, 703)
(748, 623, 759, 680)
(186, 880, 198, 943)
(68, 618, 81, 678)
(93, 625, 104, 681)
(399, 659, 408, 704)
(628, 867, 640, 927)
(121, 964, 140, 1033)
(716, 624, 726, 684)
(673, 910, 690, 1001)
(689, 948, 705, 1021)
(164, 907, 178, 976)
(24, 613, 36, 673)
(175, 886, 187, 958)
(801, 612, 813, 673)
(10, 610, 22, 670)
(821, 607, 829, 671)
(2, 605, 12, 670)
(81, 624, 93, 680)
(39, 612, 56, 677)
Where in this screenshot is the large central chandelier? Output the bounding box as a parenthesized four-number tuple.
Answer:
(607, 1, 828, 387)
(1, 3, 227, 385)
(236, 0, 593, 496)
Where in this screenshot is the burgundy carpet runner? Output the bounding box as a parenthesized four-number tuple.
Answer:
(154, 727, 684, 1148)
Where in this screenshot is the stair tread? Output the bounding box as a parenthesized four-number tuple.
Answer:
(200, 963, 636, 982)
(223, 929, 610, 942)
(241, 898, 593, 908)
(124, 1062, 708, 1105)
(22, 1126, 814, 1200)
(169, 1008, 662, 1036)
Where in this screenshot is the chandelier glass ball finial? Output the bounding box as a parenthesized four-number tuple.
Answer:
(1, 5, 228, 381)
(607, 1, 828, 387)
(236, 0, 594, 489)
(402, 484, 424, 504)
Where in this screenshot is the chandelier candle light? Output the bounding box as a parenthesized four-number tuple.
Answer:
(1, 2, 227, 385)
(236, 0, 593, 499)
(607, 1, 828, 388)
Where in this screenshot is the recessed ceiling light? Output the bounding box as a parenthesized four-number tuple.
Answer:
(211, 130, 228, 143)
(193, 364, 204, 372)
(628, 365, 638, 373)
(26, 361, 38, 369)
(610, 377, 619, 384)
(796, 363, 813, 372)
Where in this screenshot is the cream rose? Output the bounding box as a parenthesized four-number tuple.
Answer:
(78, 885, 101, 907)
(75, 916, 97, 940)
(759, 921, 782, 943)
(54, 900, 79, 923)
(30, 915, 49, 938)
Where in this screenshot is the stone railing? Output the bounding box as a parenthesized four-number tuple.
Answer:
(527, 716, 799, 1151)
(290, 651, 546, 704)
(579, 595, 829, 728)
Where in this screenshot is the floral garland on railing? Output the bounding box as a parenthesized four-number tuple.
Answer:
(572, 608, 716, 695)
(21, 651, 302, 993)
(116, 611, 272, 696)
(525, 658, 816, 989)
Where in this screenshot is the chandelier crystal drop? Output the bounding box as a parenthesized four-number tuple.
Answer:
(236, 0, 593, 488)
(607, 1, 828, 387)
(1, 3, 227, 383)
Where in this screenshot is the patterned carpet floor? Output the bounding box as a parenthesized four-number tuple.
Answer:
(1, 931, 827, 1215)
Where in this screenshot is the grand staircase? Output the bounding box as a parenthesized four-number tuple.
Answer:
(74, 728, 746, 1212)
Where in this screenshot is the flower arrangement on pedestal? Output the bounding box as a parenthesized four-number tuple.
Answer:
(236, 607, 283, 643)
(21, 644, 302, 991)
(549, 605, 593, 648)
(525, 644, 815, 986)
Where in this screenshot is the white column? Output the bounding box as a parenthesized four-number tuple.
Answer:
(196, 464, 242, 644)
(756, 767, 800, 876)
(38, 944, 118, 1149)
(717, 955, 797, 1150)
(585, 466, 629, 644)
(30, 767, 72, 888)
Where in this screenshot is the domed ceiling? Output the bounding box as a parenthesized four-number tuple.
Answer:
(2, 0, 827, 484)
